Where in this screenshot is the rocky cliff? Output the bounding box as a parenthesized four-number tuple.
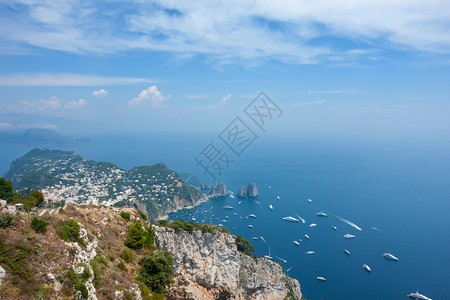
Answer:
(237, 186, 247, 198)
(0, 205, 303, 300)
(154, 226, 302, 300)
(209, 182, 227, 198)
(246, 183, 258, 198)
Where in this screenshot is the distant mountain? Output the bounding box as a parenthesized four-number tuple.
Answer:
(4, 148, 208, 221)
(0, 128, 90, 146)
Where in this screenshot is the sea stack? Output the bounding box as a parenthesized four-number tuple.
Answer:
(209, 182, 227, 198)
(247, 182, 258, 197)
(237, 186, 247, 198)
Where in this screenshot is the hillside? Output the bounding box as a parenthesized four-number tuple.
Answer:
(4, 148, 208, 221)
(0, 205, 303, 300)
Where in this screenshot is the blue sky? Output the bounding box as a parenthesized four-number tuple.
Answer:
(0, 0, 449, 141)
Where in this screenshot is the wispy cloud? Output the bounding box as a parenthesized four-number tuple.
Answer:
(1, 1, 449, 63)
(128, 85, 170, 108)
(307, 90, 360, 94)
(2, 96, 87, 115)
(0, 73, 151, 86)
(192, 94, 232, 110)
(93, 89, 108, 97)
(293, 100, 326, 107)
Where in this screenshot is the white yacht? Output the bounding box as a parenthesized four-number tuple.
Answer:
(344, 249, 351, 255)
(407, 291, 432, 300)
(307, 199, 312, 203)
(316, 276, 326, 281)
(248, 225, 254, 228)
(304, 234, 310, 239)
(343, 233, 356, 239)
(223, 205, 233, 209)
(332, 226, 337, 230)
(306, 251, 315, 255)
(282, 216, 300, 222)
(309, 223, 317, 227)
(252, 237, 259, 240)
(316, 211, 328, 217)
(233, 213, 238, 216)
(277, 196, 280, 200)
(383, 252, 399, 261)
(293, 241, 300, 245)
(263, 255, 273, 260)
(248, 214, 257, 218)
(269, 204, 273, 210)
(362, 264, 371, 272)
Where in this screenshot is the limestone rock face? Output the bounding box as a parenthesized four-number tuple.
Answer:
(246, 182, 258, 197)
(0, 200, 6, 207)
(154, 226, 302, 300)
(209, 182, 227, 198)
(237, 186, 247, 198)
(0, 265, 5, 286)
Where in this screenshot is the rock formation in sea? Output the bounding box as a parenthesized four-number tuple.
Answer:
(209, 182, 227, 198)
(198, 184, 211, 190)
(154, 226, 302, 299)
(237, 185, 247, 198)
(247, 182, 258, 197)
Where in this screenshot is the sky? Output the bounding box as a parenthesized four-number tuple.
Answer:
(0, 0, 449, 142)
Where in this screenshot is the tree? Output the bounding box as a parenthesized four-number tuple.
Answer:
(30, 191, 45, 207)
(124, 222, 146, 249)
(0, 177, 14, 203)
(137, 251, 173, 294)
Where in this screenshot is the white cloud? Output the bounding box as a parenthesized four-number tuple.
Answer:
(192, 94, 232, 110)
(128, 85, 170, 107)
(1, 1, 449, 63)
(0, 73, 151, 86)
(64, 99, 87, 109)
(0, 123, 14, 131)
(20, 96, 62, 112)
(293, 100, 326, 106)
(93, 89, 108, 97)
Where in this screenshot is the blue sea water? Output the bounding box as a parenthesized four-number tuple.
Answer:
(1, 134, 449, 300)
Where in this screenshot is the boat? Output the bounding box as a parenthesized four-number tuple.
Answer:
(304, 234, 310, 239)
(252, 237, 259, 240)
(232, 227, 237, 229)
(248, 225, 254, 228)
(309, 223, 317, 227)
(362, 264, 371, 272)
(344, 249, 351, 255)
(238, 201, 242, 204)
(306, 251, 315, 255)
(316, 211, 328, 217)
(343, 233, 356, 239)
(316, 276, 326, 281)
(263, 255, 273, 260)
(192, 217, 196, 221)
(383, 252, 399, 261)
(233, 213, 237, 216)
(282, 216, 300, 222)
(293, 241, 300, 245)
(332, 226, 337, 230)
(225, 216, 229, 218)
(222, 220, 227, 223)
(269, 204, 273, 210)
(248, 214, 257, 218)
(277, 196, 280, 200)
(407, 291, 432, 300)
(223, 205, 233, 209)
(307, 198, 312, 203)
(269, 185, 272, 189)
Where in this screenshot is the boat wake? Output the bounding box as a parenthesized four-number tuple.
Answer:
(290, 210, 306, 223)
(332, 214, 362, 231)
(274, 256, 287, 263)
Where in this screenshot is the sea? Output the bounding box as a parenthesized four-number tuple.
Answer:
(1, 133, 449, 300)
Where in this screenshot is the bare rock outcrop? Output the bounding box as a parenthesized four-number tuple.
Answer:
(246, 182, 258, 197)
(209, 182, 227, 198)
(237, 186, 247, 198)
(154, 226, 302, 300)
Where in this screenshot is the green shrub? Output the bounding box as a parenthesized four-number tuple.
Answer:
(137, 251, 173, 294)
(57, 219, 81, 243)
(31, 217, 49, 233)
(120, 211, 131, 221)
(118, 261, 127, 271)
(235, 235, 255, 256)
(124, 222, 154, 249)
(138, 210, 148, 221)
(120, 248, 136, 263)
(66, 267, 89, 298)
(124, 291, 134, 300)
(90, 259, 102, 288)
(0, 214, 19, 229)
